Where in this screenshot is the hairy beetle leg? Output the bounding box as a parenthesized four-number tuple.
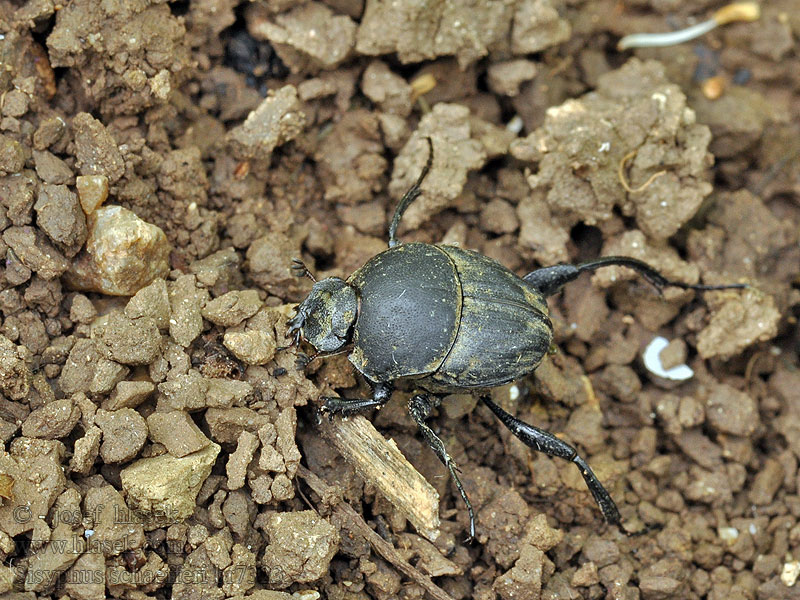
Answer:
(319, 382, 393, 420)
(409, 394, 477, 542)
(481, 396, 622, 527)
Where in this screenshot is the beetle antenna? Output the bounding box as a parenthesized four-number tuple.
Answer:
(388, 137, 434, 248)
(296, 346, 353, 370)
(291, 258, 316, 282)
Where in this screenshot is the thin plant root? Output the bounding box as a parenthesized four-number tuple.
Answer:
(618, 150, 666, 193)
(618, 2, 760, 50)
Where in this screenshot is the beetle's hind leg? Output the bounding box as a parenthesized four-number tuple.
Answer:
(481, 396, 622, 527)
(524, 256, 748, 297)
(408, 393, 476, 541)
(320, 381, 393, 419)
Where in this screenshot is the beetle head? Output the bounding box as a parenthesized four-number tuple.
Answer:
(287, 277, 358, 353)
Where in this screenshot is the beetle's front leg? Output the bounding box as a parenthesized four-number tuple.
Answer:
(481, 396, 622, 527)
(408, 394, 476, 542)
(320, 381, 393, 420)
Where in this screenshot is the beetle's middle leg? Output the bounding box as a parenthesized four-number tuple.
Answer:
(408, 393, 476, 541)
(320, 381, 393, 419)
(481, 396, 622, 527)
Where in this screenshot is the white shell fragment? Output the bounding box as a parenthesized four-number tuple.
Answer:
(643, 336, 694, 381)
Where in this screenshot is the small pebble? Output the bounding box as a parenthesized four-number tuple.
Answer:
(92, 311, 162, 365)
(226, 85, 306, 160)
(94, 408, 148, 463)
(223, 330, 276, 365)
(64, 205, 171, 296)
(705, 383, 759, 436)
(781, 561, 800, 587)
(571, 561, 599, 587)
(261, 511, 339, 588)
(748, 458, 784, 505)
(643, 336, 694, 381)
(701, 75, 727, 100)
(487, 59, 537, 97)
(659, 338, 687, 370)
(202, 290, 262, 327)
(0, 134, 26, 175)
(121, 442, 220, 528)
(75, 175, 109, 216)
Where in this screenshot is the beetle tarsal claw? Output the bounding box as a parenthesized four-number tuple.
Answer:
(285, 309, 305, 343)
(318, 401, 337, 423)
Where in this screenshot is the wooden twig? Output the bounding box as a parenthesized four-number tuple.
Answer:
(297, 465, 456, 600)
(317, 414, 440, 541)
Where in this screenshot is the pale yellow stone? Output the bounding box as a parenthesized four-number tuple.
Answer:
(120, 443, 220, 530)
(64, 205, 171, 296)
(75, 175, 109, 215)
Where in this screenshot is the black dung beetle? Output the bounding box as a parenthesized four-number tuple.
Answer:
(286, 138, 746, 539)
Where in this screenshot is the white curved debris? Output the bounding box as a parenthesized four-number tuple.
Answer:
(643, 336, 694, 381)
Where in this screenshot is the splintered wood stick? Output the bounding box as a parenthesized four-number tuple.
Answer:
(318, 414, 441, 541)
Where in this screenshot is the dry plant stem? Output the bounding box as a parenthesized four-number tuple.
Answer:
(297, 465, 457, 600)
(317, 413, 441, 540)
(618, 150, 666, 193)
